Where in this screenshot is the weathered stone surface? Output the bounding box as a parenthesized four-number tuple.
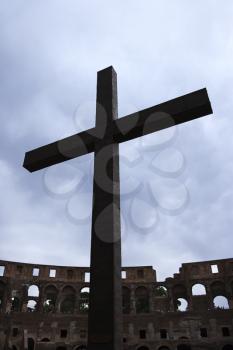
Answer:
(0, 257, 233, 349)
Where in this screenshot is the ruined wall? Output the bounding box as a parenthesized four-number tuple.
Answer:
(0, 258, 233, 350)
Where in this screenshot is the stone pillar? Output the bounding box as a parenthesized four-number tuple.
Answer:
(149, 286, 154, 312)
(187, 284, 193, 311)
(128, 323, 134, 341)
(205, 284, 214, 310)
(36, 286, 44, 313)
(167, 287, 174, 312)
(51, 322, 58, 343)
(130, 288, 136, 314)
(168, 320, 174, 340)
(147, 323, 154, 340)
(189, 320, 197, 340)
(55, 289, 62, 313)
(75, 288, 81, 314)
(209, 318, 217, 338)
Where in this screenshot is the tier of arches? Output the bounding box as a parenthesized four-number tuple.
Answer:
(136, 346, 233, 350)
(0, 283, 90, 314)
(10, 343, 233, 350)
(1, 278, 233, 315)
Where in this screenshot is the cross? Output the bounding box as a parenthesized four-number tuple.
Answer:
(23, 66, 213, 350)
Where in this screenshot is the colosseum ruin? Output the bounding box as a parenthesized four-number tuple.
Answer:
(0, 257, 233, 350)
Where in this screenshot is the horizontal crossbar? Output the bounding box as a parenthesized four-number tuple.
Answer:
(23, 88, 212, 172)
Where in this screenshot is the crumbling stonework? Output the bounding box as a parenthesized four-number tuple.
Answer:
(0, 258, 233, 350)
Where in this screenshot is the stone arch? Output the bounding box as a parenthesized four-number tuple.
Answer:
(41, 338, 50, 342)
(155, 285, 168, 297)
(213, 295, 229, 309)
(175, 298, 188, 312)
(192, 283, 206, 296)
(210, 281, 226, 297)
(28, 285, 39, 297)
(62, 285, 76, 294)
(43, 285, 58, 313)
(177, 345, 191, 350)
(28, 338, 35, 350)
(79, 287, 89, 313)
(222, 346, 233, 350)
(122, 286, 130, 314)
(27, 300, 37, 312)
(60, 285, 76, 314)
(135, 286, 149, 313)
(44, 283, 58, 291)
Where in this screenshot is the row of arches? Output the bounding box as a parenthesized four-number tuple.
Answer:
(10, 345, 233, 350)
(137, 346, 233, 350)
(12, 341, 87, 350)
(154, 280, 233, 298)
(172, 281, 233, 298)
(11, 344, 233, 350)
(1, 281, 232, 314)
(123, 284, 231, 313)
(14, 279, 233, 300)
(28, 285, 90, 313)
(5, 286, 90, 313)
(174, 295, 230, 312)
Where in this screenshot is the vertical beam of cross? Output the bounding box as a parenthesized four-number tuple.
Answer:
(87, 67, 122, 350)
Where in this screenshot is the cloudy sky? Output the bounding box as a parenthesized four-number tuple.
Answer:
(0, 0, 233, 281)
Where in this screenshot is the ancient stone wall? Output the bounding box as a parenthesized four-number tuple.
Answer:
(0, 258, 233, 350)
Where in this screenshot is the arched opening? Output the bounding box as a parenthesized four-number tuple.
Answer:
(79, 287, 89, 313)
(43, 285, 58, 313)
(158, 347, 170, 350)
(175, 298, 188, 312)
(122, 286, 130, 314)
(192, 283, 206, 296)
(211, 281, 226, 297)
(177, 345, 191, 350)
(12, 346, 18, 350)
(137, 347, 150, 350)
(27, 300, 37, 312)
(41, 338, 50, 342)
(155, 286, 168, 297)
(28, 338, 35, 350)
(213, 296, 229, 309)
(135, 286, 149, 313)
(60, 286, 76, 314)
(11, 297, 20, 312)
(56, 347, 67, 350)
(60, 298, 75, 313)
(222, 346, 233, 350)
(28, 285, 39, 298)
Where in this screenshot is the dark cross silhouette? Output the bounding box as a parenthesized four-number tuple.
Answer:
(23, 66, 213, 350)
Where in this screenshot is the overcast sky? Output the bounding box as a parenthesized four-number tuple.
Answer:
(0, 1, 233, 281)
